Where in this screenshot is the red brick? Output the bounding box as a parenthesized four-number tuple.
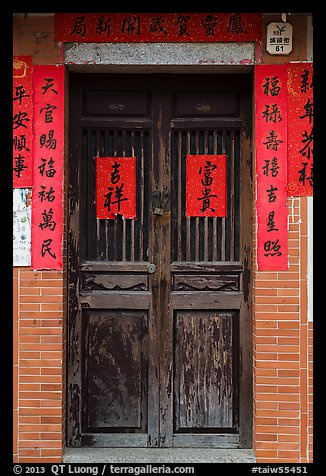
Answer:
(41, 287, 64, 295)
(20, 287, 41, 296)
(20, 440, 63, 449)
(256, 345, 299, 353)
(20, 416, 40, 424)
(20, 368, 41, 375)
(19, 449, 41, 457)
(20, 303, 41, 312)
(255, 401, 279, 410)
(20, 407, 63, 416)
(257, 410, 299, 418)
(20, 424, 62, 433)
(277, 354, 300, 361)
(40, 416, 62, 424)
(40, 451, 63, 459)
(256, 433, 277, 441)
(20, 375, 63, 384)
(278, 451, 300, 458)
(256, 378, 299, 386)
(19, 352, 41, 359)
(255, 450, 278, 458)
(256, 425, 300, 435)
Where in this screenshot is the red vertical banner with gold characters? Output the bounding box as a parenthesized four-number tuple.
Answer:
(287, 63, 313, 196)
(96, 157, 136, 219)
(31, 66, 64, 270)
(255, 65, 288, 270)
(186, 155, 227, 217)
(13, 56, 33, 187)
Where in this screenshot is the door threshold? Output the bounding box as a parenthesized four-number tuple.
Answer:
(63, 448, 255, 463)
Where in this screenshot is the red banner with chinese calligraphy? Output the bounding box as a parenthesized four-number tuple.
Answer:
(31, 66, 64, 270)
(55, 13, 262, 43)
(96, 157, 136, 219)
(13, 56, 33, 187)
(287, 63, 313, 196)
(186, 155, 227, 218)
(255, 65, 288, 270)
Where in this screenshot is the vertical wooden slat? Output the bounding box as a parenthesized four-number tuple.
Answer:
(95, 130, 100, 260)
(122, 130, 127, 261)
(107, 131, 114, 261)
(186, 131, 191, 261)
(213, 130, 218, 261)
(235, 131, 241, 261)
(122, 219, 126, 261)
(104, 130, 109, 260)
(122, 130, 126, 157)
(130, 130, 135, 261)
(230, 130, 235, 261)
(204, 130, 209, 262)
(86, 130, 92, 260)
(177, 130, 182, 262)
(113, 130, 118, 260)
(140, 131, 144, 260)
(99, 130, 107, 261)
(221, 130, 226, 261)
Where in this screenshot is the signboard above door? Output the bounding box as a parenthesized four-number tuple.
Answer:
(55, 13, 262, 43)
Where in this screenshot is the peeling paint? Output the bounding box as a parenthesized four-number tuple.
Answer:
(240, 59, 253, 65)
(254, 40, 263, 64)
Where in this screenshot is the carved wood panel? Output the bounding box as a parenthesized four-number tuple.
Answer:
(173, 273, 240, 291)
(83, 273, 148, 291)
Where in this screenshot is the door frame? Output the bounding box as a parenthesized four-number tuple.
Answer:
(66, 70, 253, 449)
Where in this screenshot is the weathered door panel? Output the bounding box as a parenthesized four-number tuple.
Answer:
(82, 310, 147, 430)
(68, 74, 252, 448)
(174, 311, 237, 430)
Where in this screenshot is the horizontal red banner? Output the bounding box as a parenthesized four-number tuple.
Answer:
(186, 155, 227, 218)
(55, 13, 262, 43)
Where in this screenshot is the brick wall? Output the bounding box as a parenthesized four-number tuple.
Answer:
(13, 269, 66, 462)
(253, 197, 312, 462)
(13, 13, 313, 463)
(308, 322, 313, 461)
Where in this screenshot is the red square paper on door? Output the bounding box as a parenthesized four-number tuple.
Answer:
(96, 156, 136, 219)
(186, 154, 227, 218)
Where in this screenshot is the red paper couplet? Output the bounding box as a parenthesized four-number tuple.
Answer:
(255, 65, 288, 271)
(287, 63, 313, 196)
(55, 13, 262, 43)
(13, 56, 33, 187)
(31, 66, 64, 270)
(186, 155, 227, 218)
(96, 157, 136, 220)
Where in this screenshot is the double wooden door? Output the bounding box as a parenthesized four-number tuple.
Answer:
(68, 73, 252, 448)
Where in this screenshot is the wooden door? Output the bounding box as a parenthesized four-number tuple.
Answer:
(68, 74, 252, 448)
